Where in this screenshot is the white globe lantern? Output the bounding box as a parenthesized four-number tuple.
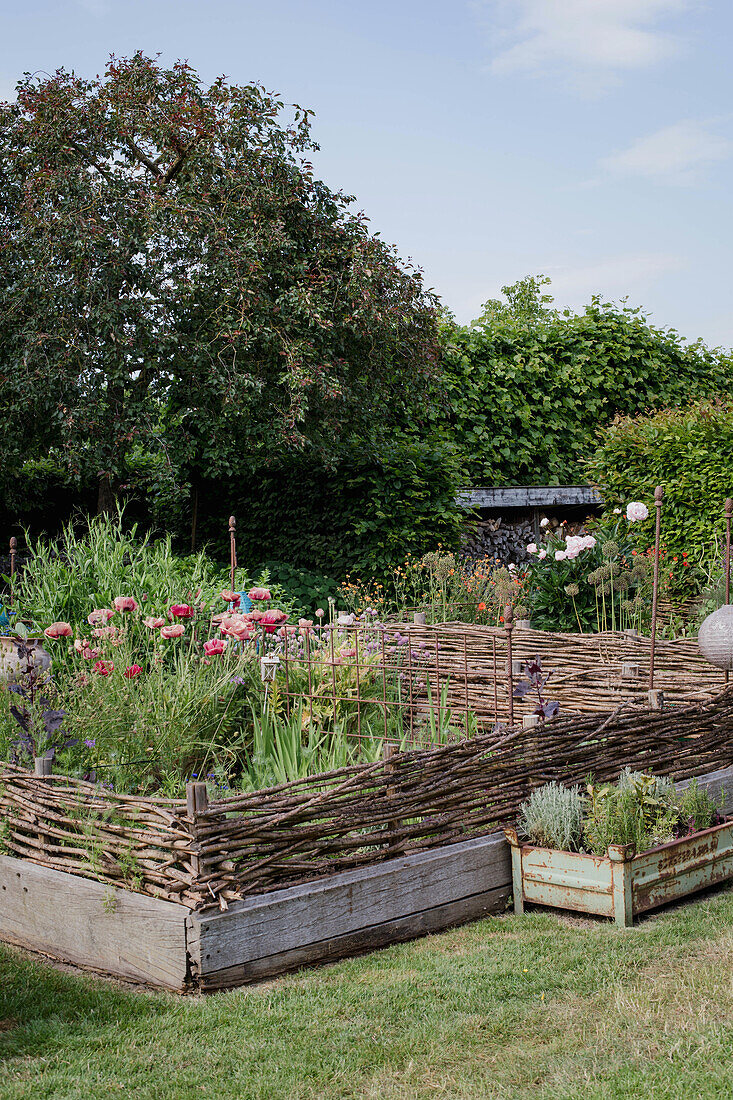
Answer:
(698, 605, 733, 669)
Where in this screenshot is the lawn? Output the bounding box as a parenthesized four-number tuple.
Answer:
(1, 887, 731, 1100)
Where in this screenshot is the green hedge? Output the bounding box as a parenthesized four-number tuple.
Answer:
(434, 288, 733, 486)
(584, 400, 733, 573)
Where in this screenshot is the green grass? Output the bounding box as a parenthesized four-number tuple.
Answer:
(1, 887, 732, 1099)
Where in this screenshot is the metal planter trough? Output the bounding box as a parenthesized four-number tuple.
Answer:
(504, 817, 733, 928)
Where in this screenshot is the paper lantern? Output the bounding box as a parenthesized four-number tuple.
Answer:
(698, 605, 733, 670)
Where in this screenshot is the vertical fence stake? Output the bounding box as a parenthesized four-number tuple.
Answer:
(505, 604, 515, 727)
(186, 780, 209, 881)
(228, 516, 237, 594)
(463, 633, 469, 738)
(648, 486, 663, 703)
(492, 635, 498, 725)
(383, 740, 399, 848)
(34, 756, 52, 855)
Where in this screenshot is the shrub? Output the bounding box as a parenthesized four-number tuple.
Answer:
(585, 400, 733, 593)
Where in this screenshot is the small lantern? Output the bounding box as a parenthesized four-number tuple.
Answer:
(260, 653, 280, 683)
(698, 605, 733, 669)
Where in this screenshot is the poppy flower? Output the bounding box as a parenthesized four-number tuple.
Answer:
(143, 616, 166, 629)
(87, 609, 114, 626)
(170, 604, 194, 619)
(124, 664, 143, 679)
(113, 597, 137, 613)
(93, 660, 114, 676)
(204, 638, 227, 656)
(161, 623, 185, 639)
(44, 622, 72, 639)
(219, 590, 241, 607)
(248, 587, 272, 601)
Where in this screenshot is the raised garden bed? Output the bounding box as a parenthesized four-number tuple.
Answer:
(1, 694, 732, 989)
(504, 812, 733, 928)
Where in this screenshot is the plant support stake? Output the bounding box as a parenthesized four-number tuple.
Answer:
(648, 486, 663, 699)
(229, 516, 236, 594)
(725, 497, 732, 686)
(505, 603, 514, 726)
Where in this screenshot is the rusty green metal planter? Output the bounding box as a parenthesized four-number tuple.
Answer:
(504, 818, 733, 928)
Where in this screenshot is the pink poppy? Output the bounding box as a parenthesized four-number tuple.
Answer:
(87, 609, 114, 626)
(248, 587, 272, 601)
(204, 638, 227, 657)
(219, 590, 241, 607)
(113, 596, 137, 613)
(249, 609, 264, 622)
(123, 664, 143, 679)
(170, 604, 194, 619)
(44, 622, 72, 639)
(261, 608, 287, 634)
(143, 616, 166, 630)
(93, 660, 114, 676)
(161, 623, 185, 639)
(298, 618, 314, 636)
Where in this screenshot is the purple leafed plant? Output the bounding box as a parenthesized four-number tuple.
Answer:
(513, 656, 560, 720)
(7, 637, 75, 766)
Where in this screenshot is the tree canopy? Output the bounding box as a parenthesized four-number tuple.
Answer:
(0, 54, 440, 512)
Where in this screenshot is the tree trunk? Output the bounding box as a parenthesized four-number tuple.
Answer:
(97, 472, 116, 515)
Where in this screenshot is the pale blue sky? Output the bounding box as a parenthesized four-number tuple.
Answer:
(2, 1, 732, 346)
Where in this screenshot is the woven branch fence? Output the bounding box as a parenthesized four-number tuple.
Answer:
(2, 685, 732, 911)
(277, 623, 727, 742)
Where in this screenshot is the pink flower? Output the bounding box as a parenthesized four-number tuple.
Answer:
(298, 618, 314, 635)
(219, 615, 253, 640)
(249, 609, 264, 622)
(554, 550, 567, 561)
(44, 622, 72, 639)
(204, 638, 227, 656)
(526, 543, 537, 554)
(261, 608, 287, 634)
(113, 596, 137, 613)
(248, 587, 272, 601)
(124, 664, 143, 679)
(74, 637, 101, 660)
(315, 608, 325, 618)
(87, 608, 114, 626)
(93, 660, 114, 676)
(626, 501, 649, 523)
(537, 548, 547, 560)
(219, 590, 241, 607)
(143, 616, 166, 630)
(161, 623, 185, 639)
(170, 604, 194, 619)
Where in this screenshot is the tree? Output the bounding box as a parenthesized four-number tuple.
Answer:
(0, 54, 440, 515)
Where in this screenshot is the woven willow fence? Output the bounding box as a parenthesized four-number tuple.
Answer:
(1, 686, 732, 911)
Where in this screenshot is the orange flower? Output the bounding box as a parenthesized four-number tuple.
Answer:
(478, 602, 486, 611)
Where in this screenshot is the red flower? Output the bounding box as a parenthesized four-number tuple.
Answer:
(219, 590, 241, 607)
(124, 664, 143, 679)
(170, 604, 194, 619)
(161, 623, 185, 639)
(204, 638, 227, 657)
(93, 660, 114, 676)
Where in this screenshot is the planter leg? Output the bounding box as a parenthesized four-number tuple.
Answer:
(608, 845, 634, 928)
(504, 829, 525, 915)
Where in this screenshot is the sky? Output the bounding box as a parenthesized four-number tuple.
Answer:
(1, 0, 732, 347)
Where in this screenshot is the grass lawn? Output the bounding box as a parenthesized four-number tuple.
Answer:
(1, 886, 732, 1100)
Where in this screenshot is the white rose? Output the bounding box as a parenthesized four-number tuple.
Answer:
(554, 550, 567, 561)
(526, 543, 537, 554)
(538, 548, 547, 560)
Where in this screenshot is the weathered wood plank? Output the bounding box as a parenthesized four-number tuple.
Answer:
(456, 485, 602, 510)
(190, 831, 511, 978)
(0, 855, 189, 989)
(196, 884, 510, 990)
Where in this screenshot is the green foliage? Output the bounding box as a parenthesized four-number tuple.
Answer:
(258, 561, 341, 618)
(585, 401, 733, 590)
(434, 278, 733, 487)
(584, 773, 678, 856)
(675, 778, 722, 833)
(519, 781, 585, 851)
